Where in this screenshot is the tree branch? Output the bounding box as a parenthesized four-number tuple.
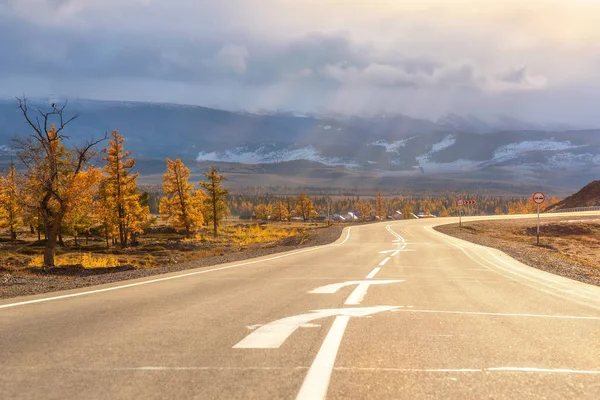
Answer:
(74, 133, 108, 174)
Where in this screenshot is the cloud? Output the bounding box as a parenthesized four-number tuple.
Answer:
(212, 45, 249, 74)
(491, 66, 548, 92)
(1, 0, 599, 124)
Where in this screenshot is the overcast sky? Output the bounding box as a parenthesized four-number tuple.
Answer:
(2, 0, 600, 124)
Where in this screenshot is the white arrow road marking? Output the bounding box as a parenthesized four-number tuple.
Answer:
(308, 280, 404, 305)
(345, 280, 403, 305)
(308, 280, 403, 294)
(233, 306, 398, 349)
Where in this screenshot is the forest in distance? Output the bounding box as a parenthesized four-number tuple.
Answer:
(0, 98, 561, 270)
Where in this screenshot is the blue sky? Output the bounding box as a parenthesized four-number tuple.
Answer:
(2, 0, 600, 125)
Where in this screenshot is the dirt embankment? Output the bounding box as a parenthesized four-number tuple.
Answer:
(545, 180, 600, 212)
(0, 225, 345, 299)
(435, 216, 600, 287)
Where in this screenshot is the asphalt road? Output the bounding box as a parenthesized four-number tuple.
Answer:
(1, 214, 600, 399)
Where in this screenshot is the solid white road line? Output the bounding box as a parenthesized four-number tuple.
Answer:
(344, 282, 371, 305)
(379, 257, 391, 266)
(365, 268, 380, 279)
(426, 225, 600, 309)
(0, 227, 353, 310)
(296, 316, 350, 400)
(390, 308, 600, 320)
(333, 367, 600, 374)
(386, 225, 407, 248)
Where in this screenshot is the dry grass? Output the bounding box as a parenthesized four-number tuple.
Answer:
(0, 219, 326, 273)
(230, 224, 299, 245)
(28, 253, 121, 268)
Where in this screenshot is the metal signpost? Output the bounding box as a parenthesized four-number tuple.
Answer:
(532, 192, 546, 246)
(457, 200, 476, 227)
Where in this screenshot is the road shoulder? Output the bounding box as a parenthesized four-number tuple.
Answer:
(434, 216, 600, 287)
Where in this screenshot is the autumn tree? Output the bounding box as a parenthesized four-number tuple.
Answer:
(62, 168, 103, 245)
(402, 204, 413, 219)
(15, 98, 106, 266)
(200, 167, 229, 238)
(21, 174, 44, 240)
(294, 193, 317, 222)
(374, 192, 386, 220)
(0, 165, 23, 240)
(271, 200, 290, 222)
(254, 203, 272, 221)
(284, 197, 294, 222)
(160, 158, 204, 235)
(101, 130, 148, 247)
(354, 201, 371, 221)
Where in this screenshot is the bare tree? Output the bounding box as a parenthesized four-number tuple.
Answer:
(15, 97, 106, 267)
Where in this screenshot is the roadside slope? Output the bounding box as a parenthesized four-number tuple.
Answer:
(434, 215, 600, 286)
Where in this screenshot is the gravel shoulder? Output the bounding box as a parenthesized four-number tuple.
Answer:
(0, 225, 346, 299)
(434, 216, 600, 287)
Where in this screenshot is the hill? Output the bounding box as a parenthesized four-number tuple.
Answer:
(1, 97, 600, 192)
(545, 181, 600, 212)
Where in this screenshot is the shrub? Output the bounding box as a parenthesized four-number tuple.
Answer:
(29, 253, 120, 268)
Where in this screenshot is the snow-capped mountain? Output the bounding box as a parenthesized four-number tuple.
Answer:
(1, 98, 598, 190)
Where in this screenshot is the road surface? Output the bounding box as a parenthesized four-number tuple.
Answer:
(1, 214, 600, 399)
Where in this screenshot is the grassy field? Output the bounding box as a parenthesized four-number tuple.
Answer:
(0, 217, 328, 272)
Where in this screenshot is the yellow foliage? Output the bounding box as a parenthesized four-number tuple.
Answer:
(29, 253, 120, 268)
(161, 158, 205, 233)
(101, 130, 149, 247)
(232, 224, 297, 245)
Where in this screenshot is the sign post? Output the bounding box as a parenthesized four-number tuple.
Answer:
(532, 192, 546, 246)
(457, 200, 476, 227)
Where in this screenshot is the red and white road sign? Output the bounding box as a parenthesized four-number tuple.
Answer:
(532, 192, 546, 204)
(458, 200, 476, 206)
(457, 200, 464, 206)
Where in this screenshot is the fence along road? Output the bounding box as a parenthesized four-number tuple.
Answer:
(1, 212, 599, 399)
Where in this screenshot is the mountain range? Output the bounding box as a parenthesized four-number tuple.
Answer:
(1, 97, 598, 194)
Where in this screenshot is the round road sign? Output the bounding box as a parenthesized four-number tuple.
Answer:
(532, 192, 545, 204)
(457, 200, 464, 206)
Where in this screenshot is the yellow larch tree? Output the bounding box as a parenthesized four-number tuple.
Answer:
(374, 192, 386, 220)
(101, 130, 148, 248)
(254, 203, 272, 221)
(271, 200, 290, 222)
(354, 201, 371, 221)
(0, 165, 23, 240)
(200, 167, 229, 238)
(15, 97, 106, 266)
(62, 167, 103, 245)
(160, 158, 204, 235)
(97, 179, 119, 248)
(294, 193, 317, 222)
